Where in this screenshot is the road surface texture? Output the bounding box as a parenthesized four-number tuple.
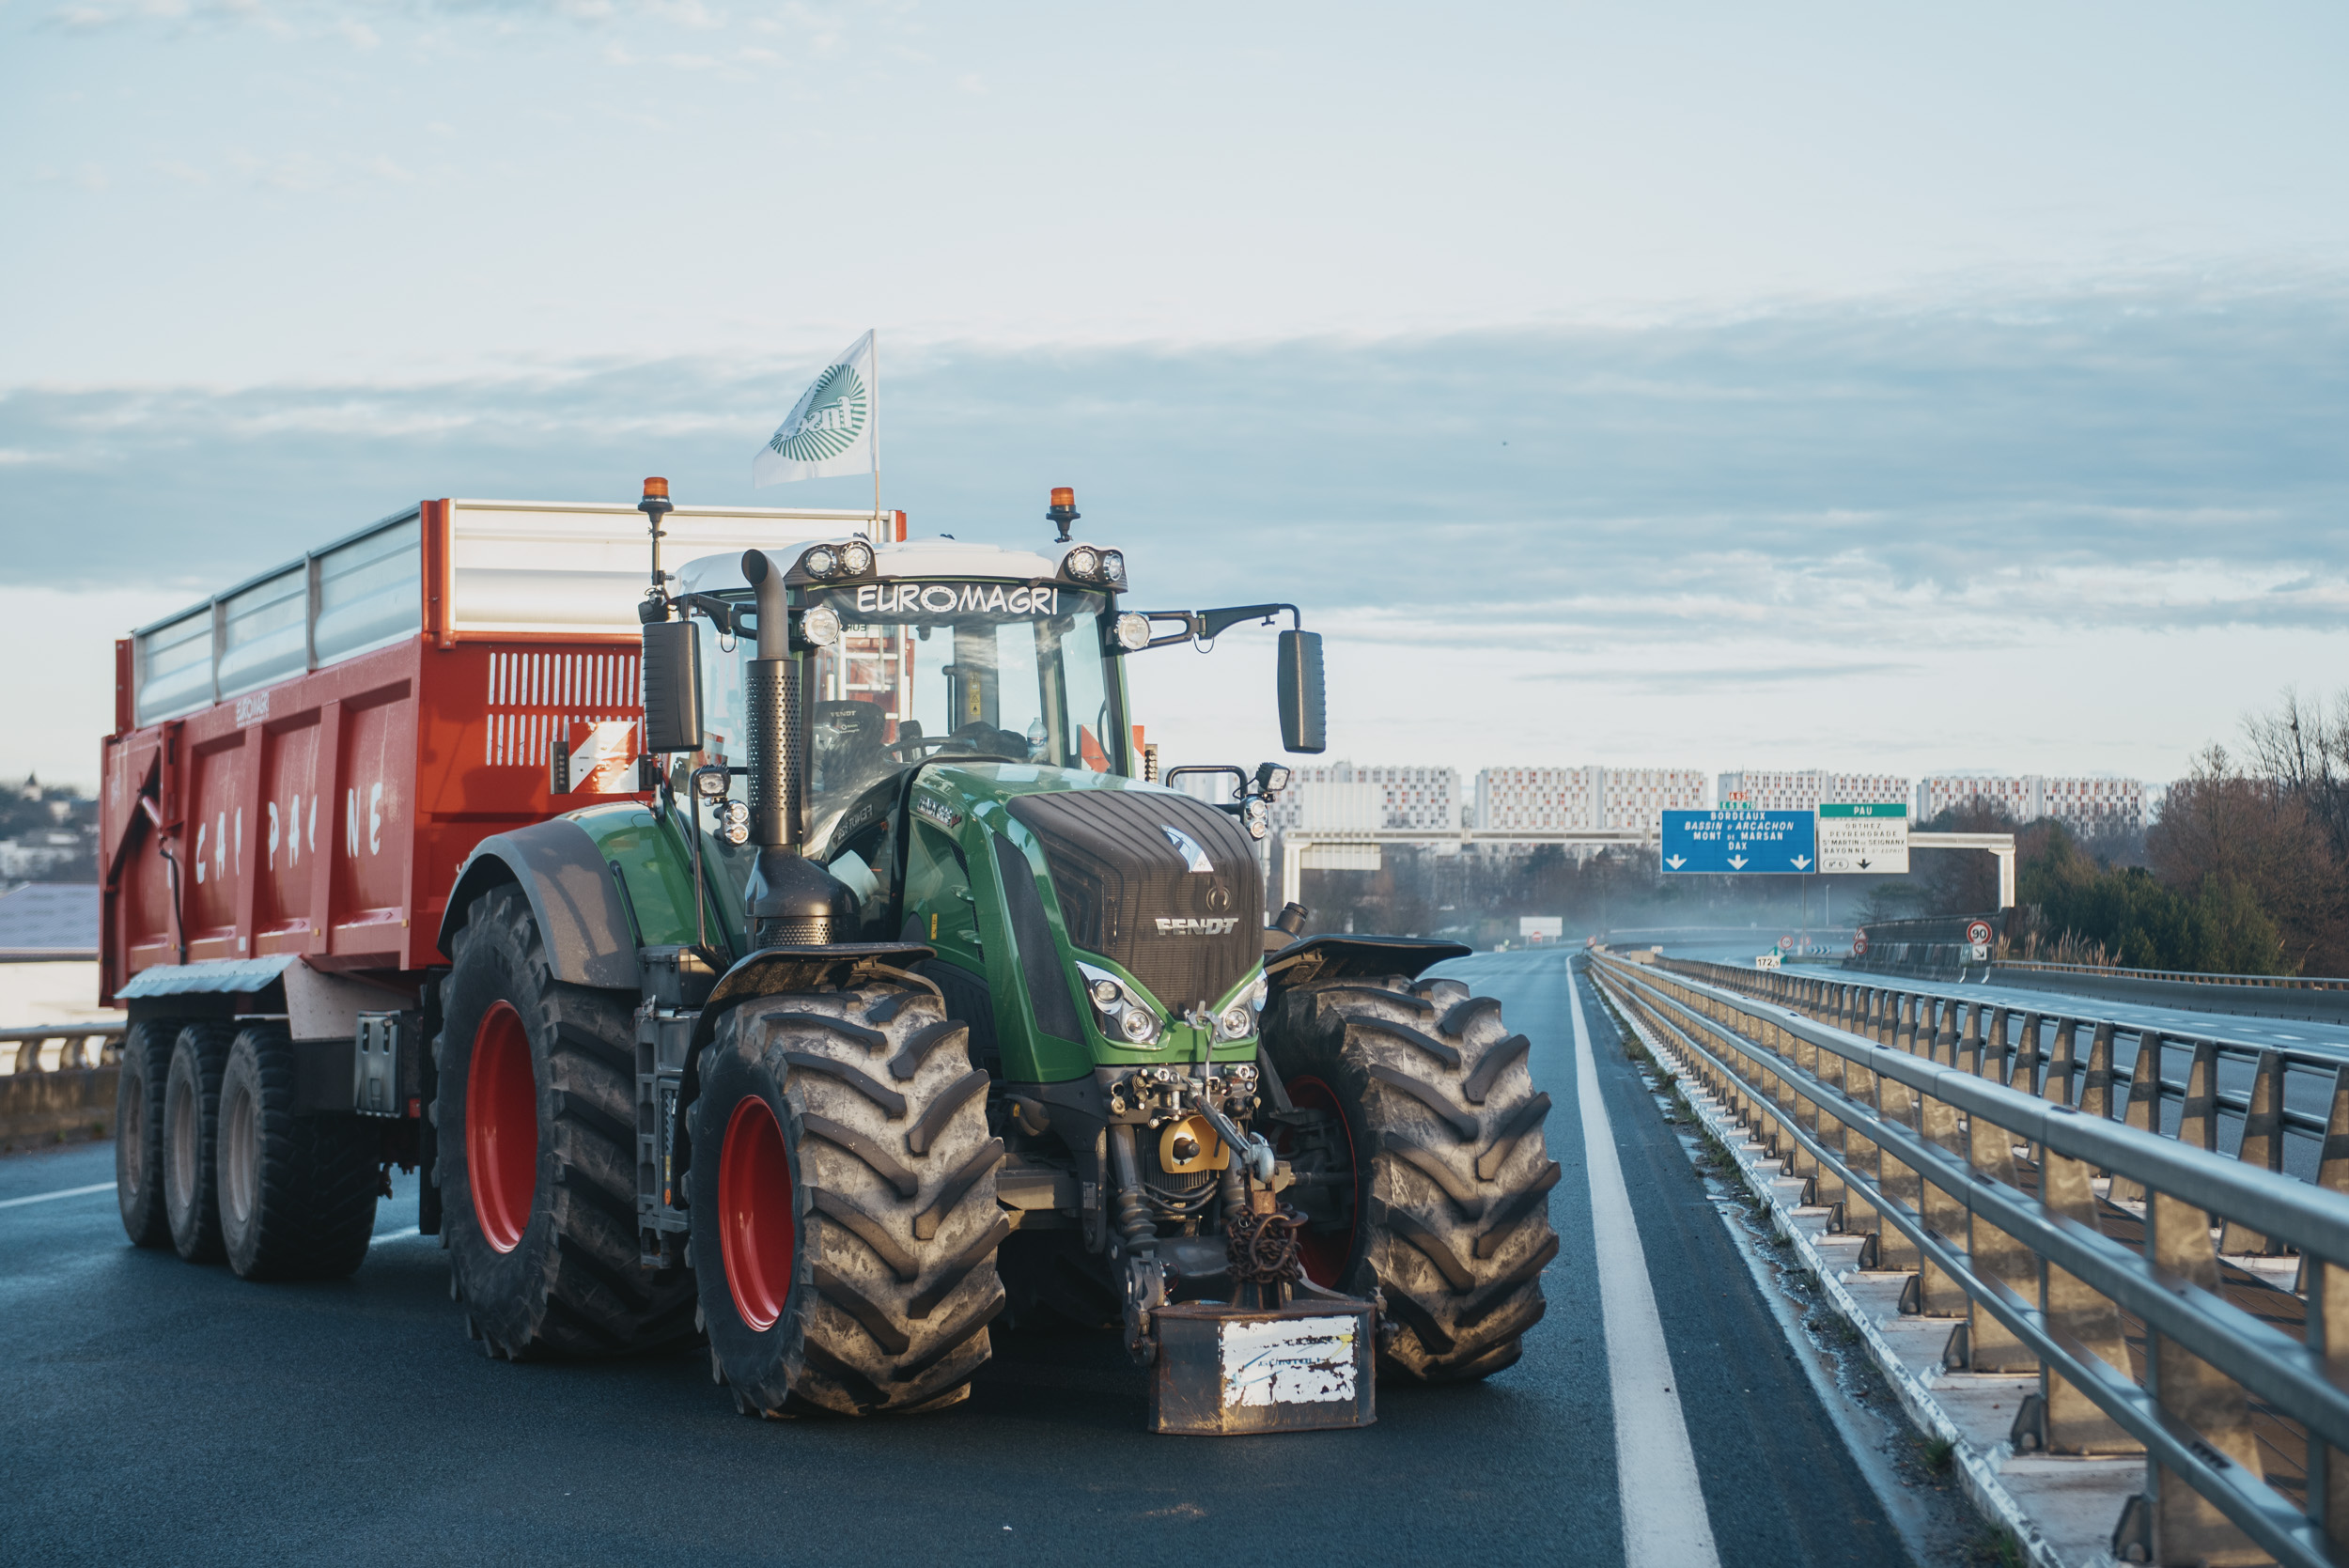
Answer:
(2, 952, 1952, 1567)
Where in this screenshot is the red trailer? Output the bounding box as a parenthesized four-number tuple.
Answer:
(102, 496, 898, 1000)
(99, 497, 895, 1258)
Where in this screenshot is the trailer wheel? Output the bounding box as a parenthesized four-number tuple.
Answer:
(689, 977, 1007, 1416)
(163, 1022, 236, 1264)
(116, 1018, 185, 1250)
(1263, 972, 1558, 1382)
(436, 887, 696, 1358)
(217, 1024, 381, 1281)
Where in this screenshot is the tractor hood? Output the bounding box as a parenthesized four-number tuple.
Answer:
(913, 763, 1265, 1027)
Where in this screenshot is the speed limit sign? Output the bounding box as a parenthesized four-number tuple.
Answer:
(1966, 920, 1993, 946)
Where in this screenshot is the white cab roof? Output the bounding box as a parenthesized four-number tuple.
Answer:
(677, 536, 1074, 596)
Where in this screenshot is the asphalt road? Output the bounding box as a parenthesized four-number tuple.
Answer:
(1, 952, 1917, 1568)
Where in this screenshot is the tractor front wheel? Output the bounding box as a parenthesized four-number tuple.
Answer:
(690, 977, 1006, 1416)
(1264, 971, 1559, 1381)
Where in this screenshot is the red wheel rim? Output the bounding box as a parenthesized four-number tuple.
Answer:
(1283, 1075, 1358, 1287)
(719, 1095, 797, 1332)
(466, 1000, 537, 1253)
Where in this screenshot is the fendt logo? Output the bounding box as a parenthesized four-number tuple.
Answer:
(1155, 917, 1240, 936)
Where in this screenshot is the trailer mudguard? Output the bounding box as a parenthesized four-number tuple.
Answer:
(437, 819, 644, 991)
(1263, 934, 1472, 990)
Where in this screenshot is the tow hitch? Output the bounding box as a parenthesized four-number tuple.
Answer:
(1144, 1188, 1379, 1436)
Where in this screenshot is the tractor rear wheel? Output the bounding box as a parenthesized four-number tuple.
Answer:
(217, 1023, 381, 1281)
(436, 887, 696, 1358)
(116, 1017, 185, 1250)
(1264, 971, 1559, 1381)
(689, 977, 1007, 1416)
(163, 1021, 236, 1264)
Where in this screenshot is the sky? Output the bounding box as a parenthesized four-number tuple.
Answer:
(5, 2, 2346, 791)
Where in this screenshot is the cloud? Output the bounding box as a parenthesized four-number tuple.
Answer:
(3, 285, 2344, 656)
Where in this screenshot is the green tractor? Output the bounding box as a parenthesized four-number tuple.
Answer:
(432, 482, 1557, 1432)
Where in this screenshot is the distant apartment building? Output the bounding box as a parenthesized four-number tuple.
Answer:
(1473, 766, 1706, 833)
(1716, 768, 1911, 813)
(1265, 762, 1459, 835)
(1915, 774, 2148, 834)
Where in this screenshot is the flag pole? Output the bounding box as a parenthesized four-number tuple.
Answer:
(870, 331, 882, 538)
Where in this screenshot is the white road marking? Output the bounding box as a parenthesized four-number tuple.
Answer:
(1568, 964, 1723, 1568)
(0, 1181, 117, 1210)
(370, 1226, 422, 1246)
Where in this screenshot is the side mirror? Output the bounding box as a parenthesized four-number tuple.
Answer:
(641, 618, 704, 753)
(1276, 629, 1325, 753)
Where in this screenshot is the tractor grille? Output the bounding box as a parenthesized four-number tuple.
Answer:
(1006, 788, 1262, 1015)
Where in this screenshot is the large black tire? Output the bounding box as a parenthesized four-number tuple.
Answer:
(1264, 971, 1559, 1381)
(436, 887, 696, 1359)
(163, 1022, 235, 1264)
(689, 976, 1007, 1417)
(217, 1024, 381, 1281)
(116, 1017, 184, 1249)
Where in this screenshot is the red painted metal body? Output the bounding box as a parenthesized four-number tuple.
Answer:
(99, 499, 646, 1000)
(99, 625, 644, 998)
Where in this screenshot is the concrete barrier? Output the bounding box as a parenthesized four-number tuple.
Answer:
(2, 1066, 117, 1152)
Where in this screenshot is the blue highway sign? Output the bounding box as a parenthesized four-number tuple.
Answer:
(1661, 809, 1817, 875)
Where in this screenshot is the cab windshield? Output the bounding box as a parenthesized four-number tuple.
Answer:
(693, 582, 1121, 849)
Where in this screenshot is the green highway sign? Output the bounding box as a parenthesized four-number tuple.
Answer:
(1817, 801, 1909, 873)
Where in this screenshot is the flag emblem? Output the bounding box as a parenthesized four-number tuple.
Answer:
(754, 329, 879, 488)
(769, 363, 868, 463)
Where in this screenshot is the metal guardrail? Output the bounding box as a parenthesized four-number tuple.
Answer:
(1590, 950, 2349, 1568)
(1999, 960, 2349, 995)
(0, 1023, 126, 1075)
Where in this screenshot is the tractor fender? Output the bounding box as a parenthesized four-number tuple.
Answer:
(1264, 934, 1471, 990)
(437, 819, 644, 991)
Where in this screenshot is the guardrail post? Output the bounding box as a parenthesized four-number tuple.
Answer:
(1957, 1002, 1983, 1075)
(1876, 1068, 1925, 1279)
(1896, 993, 1920, 1055)
(1984, 1007, 2011, 1084)
(2144, 1189, 2264, 1567)
(2036, 1149, 2137, 1451)
(1840, 1046, 1889, 1263)
(2218, 1051, 2287, 1256)
(2081, 1022, 2117, 1122)
(1918, 1077, 1971, 1317)
(2112, 1033, 2167, 1206)
(2045, 1019, 2078, 1108)
(2180, 1042, 2219, 1155)
(1932, 1001, 1959, 1066)
(1959, 1104, 2037, 1365)
(2312, 1250, 2349, 1556)
(2011, 1013, 2043, 1095)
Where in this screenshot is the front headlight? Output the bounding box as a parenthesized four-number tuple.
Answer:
(1066, 546, 1100, 580)
(1119, 1005, 1159, 1044)
(1089, 976, 1124, 1007)
(841, 540, 874, 575)
(801, 604, 842, 647)
(804, 545, 838, 577)
(1215, 1002, 1254, 1040)
(1101, 550, 1125, 584)
(1114, 613, 1151, 651)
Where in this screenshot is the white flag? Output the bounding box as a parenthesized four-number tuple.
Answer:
(754, 330, 877, 487)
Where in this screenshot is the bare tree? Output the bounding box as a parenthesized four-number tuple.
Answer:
(2242, 687, 2349, 869)
(2149, 745, 2349, 974)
